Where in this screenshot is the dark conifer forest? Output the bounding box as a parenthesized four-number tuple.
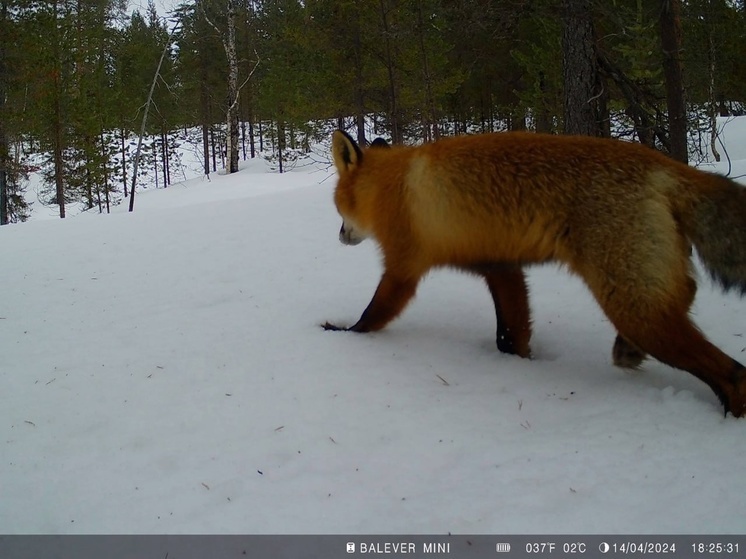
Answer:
(1, 0, 744, 222)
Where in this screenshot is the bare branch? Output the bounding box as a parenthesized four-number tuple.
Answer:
(128, 20, 181, 212)
(228, 51, 260, 114)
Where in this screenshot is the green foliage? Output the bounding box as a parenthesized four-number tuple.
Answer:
(683, 0, 746, 109)
(509, 1, 563, 131)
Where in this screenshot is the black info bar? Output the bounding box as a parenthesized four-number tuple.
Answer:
(0, 535, 743, 558)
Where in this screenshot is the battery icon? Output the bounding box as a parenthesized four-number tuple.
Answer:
(496, 543, 511, 553)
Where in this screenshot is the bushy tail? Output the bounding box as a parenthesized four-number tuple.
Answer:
(687, 174, 746, 294)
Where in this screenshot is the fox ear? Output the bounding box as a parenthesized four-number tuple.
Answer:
(332, 130, 363, 174)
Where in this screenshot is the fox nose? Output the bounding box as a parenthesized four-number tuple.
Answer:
(338, 222, 363, 245)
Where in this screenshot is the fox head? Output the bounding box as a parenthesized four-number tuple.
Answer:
(331, 130, 390, 246)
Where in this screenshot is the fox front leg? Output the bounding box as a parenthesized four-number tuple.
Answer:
(323, 271, 420, 333)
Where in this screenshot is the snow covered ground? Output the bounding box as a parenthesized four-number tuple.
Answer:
(2, 121, 746, 535)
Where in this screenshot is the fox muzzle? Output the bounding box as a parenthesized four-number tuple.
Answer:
(339, 222, 365, 246)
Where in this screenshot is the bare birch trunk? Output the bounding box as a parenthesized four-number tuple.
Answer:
(0, 0, 7, 225)
(52, 0, 65, 218)
(202, 0, 257, 175)
(225, 0, 239, 173)
(129, 22, 178, 212)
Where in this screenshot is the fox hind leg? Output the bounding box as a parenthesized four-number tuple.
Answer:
(480, 265, 532, 359)
(623, 313, 746, 417)
(586, 270, 746, 416)
(612, 334, 647, 368)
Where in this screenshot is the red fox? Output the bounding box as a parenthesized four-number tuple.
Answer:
(322, 130, 746, 417)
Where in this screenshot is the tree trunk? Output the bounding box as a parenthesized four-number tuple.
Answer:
(708, 28, 720, 162)
(92, 165, 101, 213)
(85, 147, 94, 210)
(276, 120, 284, 174)
(101, 129, 110, 214)
(241, 120, 246, 160)
(52, 88, 65, 217)
(356, 113, 366, 146)
(0, 0, 7, 225)
(202, 122, 210, 176)
(198, 16, 211, 177)
(659, 0, 687, 163)
(129, 21, 177, 212)
(0, 150, 7, 225)
(0, 145, 6, 225)
(378, 0, 403, 144)
(153, 139, 159, 189)
(161, 128, 169, 187)
(249, 120, 255, 158)
(120, 127, 128, 197)
(225, 0, 239, 173)
(52, 0, 65, 218)
(415, 0, 438, 142)
(535, 71, 552, 134)
(353, 26, 366, 145)
(210, 127, 217, 172)
(562, 0, 601, 137)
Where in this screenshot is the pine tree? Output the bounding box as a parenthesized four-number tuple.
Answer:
(562, 0, 603, 136)
(659, 0, 687, 162)
(195, 0, 257, 174)
(176, 0, 227, 176)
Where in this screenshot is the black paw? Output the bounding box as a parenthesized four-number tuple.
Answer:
(496, 332, 517, 355)
(612, 335, 647, 369)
